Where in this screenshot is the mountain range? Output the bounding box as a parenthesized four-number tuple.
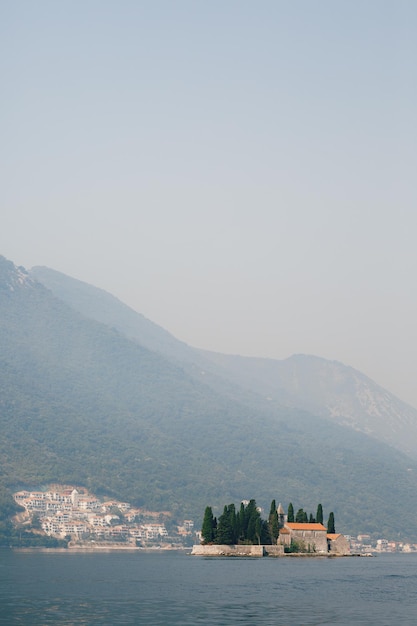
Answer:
(30, 265, 417, 459)
(1, 255, 417, 540)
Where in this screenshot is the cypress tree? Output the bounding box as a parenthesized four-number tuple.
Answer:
(268, 500, 279, 544)
(316, 503, 323, 525)
(295, 508, 306, 523)
(238, 502, 246, 542)
(255, 517, 262, 545)
(309, 513, 315, 523)
(287, 503, 294, 523)
(228, 503, 238, 544)
(234, 505, 241, 542)
(201, 506, 215, 544)
(245, 500, 260, 543)
(327, 512, 335, 534)
(215, 505, 235, 545)
(261, 519, 271, 544)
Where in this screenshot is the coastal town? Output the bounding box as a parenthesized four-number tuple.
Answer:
(13, 486, 196, 547)
(349, 535, 417, 554)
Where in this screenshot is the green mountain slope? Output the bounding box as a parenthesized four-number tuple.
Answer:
(32, 265, 417, 460)
(1, 256, 416, 540)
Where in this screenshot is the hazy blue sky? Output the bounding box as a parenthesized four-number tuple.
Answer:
(2, 1, 417, 406)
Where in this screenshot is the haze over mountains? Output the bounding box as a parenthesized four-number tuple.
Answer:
(1, 255, 417, 540)
(32, 264, 417, 459)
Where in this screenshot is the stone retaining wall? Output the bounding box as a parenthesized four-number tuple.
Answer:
(263, 544, 285, 556)
(191, 544, 265, 557)
(191, 544, 350, 557)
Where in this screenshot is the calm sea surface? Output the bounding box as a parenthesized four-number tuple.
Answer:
(1, 550, 417, 625)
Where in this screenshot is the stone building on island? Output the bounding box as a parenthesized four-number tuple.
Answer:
(276, 506, 350, 555)
(327, 532, 350, 555)
(278, 522, 329, 553)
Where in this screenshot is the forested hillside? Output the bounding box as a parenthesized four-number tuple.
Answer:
(2, 256, 417, 541)
(32, 265, 417, 459)
(200, 351, 417, 458)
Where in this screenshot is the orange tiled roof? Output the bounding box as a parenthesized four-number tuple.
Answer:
(327, 533, 342, 540)
(286, 523, 327, 531)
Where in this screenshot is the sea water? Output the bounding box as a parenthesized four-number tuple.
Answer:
(1, 550, 416, 625)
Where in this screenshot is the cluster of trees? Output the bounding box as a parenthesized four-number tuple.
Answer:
(287, 502, 335, 533)
(202, 499, 280, 545)
(201, 500, 336, 546)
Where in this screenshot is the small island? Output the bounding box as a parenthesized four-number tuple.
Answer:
(192, 499, 350, 557)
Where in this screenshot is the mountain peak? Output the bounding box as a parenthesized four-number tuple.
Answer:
(0, 256, 35, 292)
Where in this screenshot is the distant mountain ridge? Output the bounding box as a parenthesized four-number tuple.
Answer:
(32, 265, 417, 459)
(199, 351, 417, 459)
(30, 265, 193, 361)
(1, 255, 417, 541)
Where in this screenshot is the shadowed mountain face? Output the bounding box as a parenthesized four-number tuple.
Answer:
(32, 265, 417, 459)
(1, 256, 417, 539)
(30, 265, 194, 362)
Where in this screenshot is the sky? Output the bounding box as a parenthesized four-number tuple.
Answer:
(2, 1, 417, 407)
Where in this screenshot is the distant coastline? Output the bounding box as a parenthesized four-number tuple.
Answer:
(10, 544, 192, 553)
